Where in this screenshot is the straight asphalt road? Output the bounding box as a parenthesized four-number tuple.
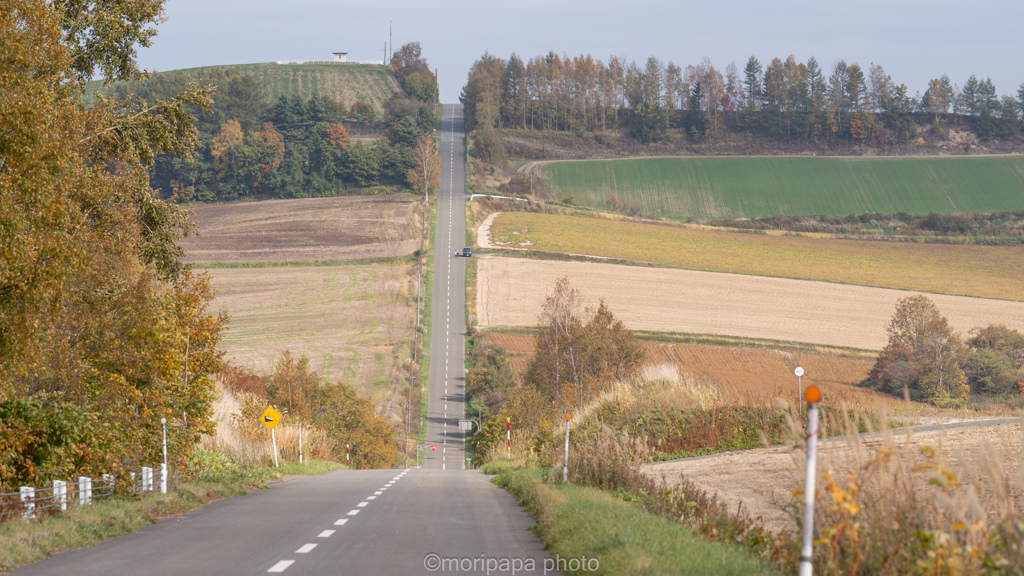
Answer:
(422, 104, 469, 470)
(14, 469, 553, 575)
(14, 104, 557, 575)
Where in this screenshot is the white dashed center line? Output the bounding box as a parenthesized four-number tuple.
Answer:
(296, 544, 317, 554)
(318, 530, 335, 538)
(268, 560, 294, 573)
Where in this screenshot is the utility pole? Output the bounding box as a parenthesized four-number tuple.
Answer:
(389, 21, 392, 63)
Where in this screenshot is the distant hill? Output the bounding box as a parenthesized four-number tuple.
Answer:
(87, 62, 402, 111)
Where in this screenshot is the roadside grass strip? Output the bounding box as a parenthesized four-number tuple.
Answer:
(491, 467, 773, 576)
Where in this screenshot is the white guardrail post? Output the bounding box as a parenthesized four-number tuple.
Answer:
(20, 486, 35, 520)
(78, 476, 92, 505)
(53, 479, 67, 511)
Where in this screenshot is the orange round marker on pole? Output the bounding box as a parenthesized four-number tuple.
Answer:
(805, 385, 821, 404)
(563, 413, 572, 482)
(799, 384, 822, 576)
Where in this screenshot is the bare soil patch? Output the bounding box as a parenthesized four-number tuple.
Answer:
(476, 257, 1024, 350)
(644, 420, 1024, 534)
(180, 196, 418, 263)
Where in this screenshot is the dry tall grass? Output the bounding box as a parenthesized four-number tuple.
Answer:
(785, 408, 1024, 573)
(201, 379, 336, 467)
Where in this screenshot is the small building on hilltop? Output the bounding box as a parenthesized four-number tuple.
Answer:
(333, 52, 348, 63)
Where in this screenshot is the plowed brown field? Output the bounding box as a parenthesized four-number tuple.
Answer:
(476, 257, 1024, 351)
(180, 195, 417, 263)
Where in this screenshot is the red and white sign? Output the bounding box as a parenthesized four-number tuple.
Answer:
(429, 445, 437, 453)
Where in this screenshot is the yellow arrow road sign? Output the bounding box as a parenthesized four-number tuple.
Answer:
(261, 406, 282, 430)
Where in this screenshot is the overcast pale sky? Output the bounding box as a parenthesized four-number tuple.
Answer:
(138, 0, 1024, 103)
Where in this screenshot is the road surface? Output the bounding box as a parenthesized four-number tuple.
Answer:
(14, 470, 553, 575)
(422, 104, 469, 470)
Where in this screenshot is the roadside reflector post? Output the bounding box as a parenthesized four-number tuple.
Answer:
(271, 428, 279, 468)
(299, 422, 303, 465)
(53, 480, 67, 511)
(160, 417, 168, 494)
(800, 385, 822, 576)
(563, 414, 572, 483)
(78, 476, 92, 506)
(794, 366, 805, 420)
(506, 417, 511, 460)
(346, 444, 350, 467)
(20, 486, 35, 520)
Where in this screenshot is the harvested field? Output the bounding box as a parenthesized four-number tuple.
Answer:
(485, 211, 1024, 301)
(206, 263, 416, 402)
(476, 257, 1024, 350)
(482, 332, 901, 412)
(644, 420, 1024, 533)
(180, 196, 418, 263)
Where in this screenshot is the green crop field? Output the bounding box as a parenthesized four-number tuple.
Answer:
(539, 156, 1024, 220)
(487, 211, 1024, 301)
(87, 62, 400, 111)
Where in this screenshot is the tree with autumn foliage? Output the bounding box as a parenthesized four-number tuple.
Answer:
(255, 353, 396, 469)
(867, 296, 969, 403)
(407, 133, 441, 200)
(0, 0, 225, 487)
(524, 278, 645, 410)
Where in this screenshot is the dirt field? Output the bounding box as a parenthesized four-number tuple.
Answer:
(476, 257, 1024, 350)
(482, 332, 911, 412)
(180, 196, 418, 263)
(644, 420, 1024, 533)
(205, 263, 416, 403)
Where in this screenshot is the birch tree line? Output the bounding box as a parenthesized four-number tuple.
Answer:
(461, 51, 1024, 144)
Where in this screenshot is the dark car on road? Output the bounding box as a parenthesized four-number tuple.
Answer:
(454, 247, 472, 257)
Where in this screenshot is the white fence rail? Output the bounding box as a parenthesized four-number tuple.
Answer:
(0, 464, 166, 522)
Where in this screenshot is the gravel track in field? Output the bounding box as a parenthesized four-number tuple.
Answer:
(476, 257, 1024, 350)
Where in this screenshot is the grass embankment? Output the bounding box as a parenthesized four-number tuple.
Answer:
(488, 211, 1024, 301)
(0, 460, 344, 573)
(540, 155, 1024, 220)
(485, 464, 774, 575)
